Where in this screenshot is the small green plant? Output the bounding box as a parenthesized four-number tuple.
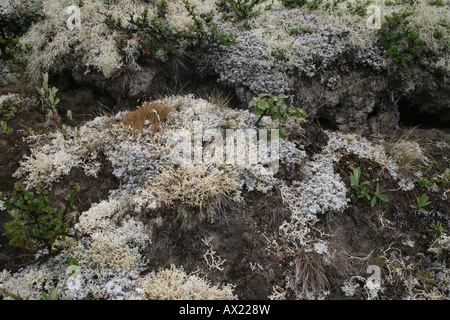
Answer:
(41, 287, 59, 300)
(349, 167, 389, 207)
(156, 0, 168, 17)
(378, 10, 424, 68)
(288, 26, 317, 35)
(107, 0, 238, 64)
(280, 0, 307, 7)
(217, 0, 264, 22)
(249, 93, 306, 126)
(0, 31, 32, 69)
(0, 98, 24, 121)
(433, 28, 444, 40)
(0, 287, 23, 300)
(410, 193, 432, 214)
(1, 120, 26, 146)
(417, 162, 450, 191)
(370, 183, 389, 207)
(349, 167, 370, 199)
(0, 5, 43, 69)
(306, 0, 323, 9)
(428, 0, 444, 6)
(429, 221, 447, 238)
(0, 182, 80, 254)
(346, 0, 374, 16)
(181, 0, 239, 51)
(442, 168, 450, 187)
(1, 120, 13, 136)
(37, 73, 73, 138)
(66, 257, 79, 277)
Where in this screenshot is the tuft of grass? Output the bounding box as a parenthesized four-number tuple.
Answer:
(294, 249, 330, 298)
(384, 126, 427, 171)
(120, 100, 174, 136)
(196, 88, 234, 110)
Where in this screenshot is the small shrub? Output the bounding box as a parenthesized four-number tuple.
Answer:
(0, 182, 80, 253)
(180, 0, 239, 51)
(0, 31, 32, 69)
(105, 0, 239, 65)
(0, 4, 45, 36)
(217, 0, 264, 22)
(280, 0, 308, 7)
(378, 10, 425, 68)
(36, 73, 73, 138)
(249, 93, 306, 126)
(0, 119, 26, 146)
(346, 0, 374, 16)
(428, 0, 444, 6)
(0, 97, 24, 121)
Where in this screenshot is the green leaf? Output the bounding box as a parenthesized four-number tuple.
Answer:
(1, 121, 9, 133)
(292, 110, 304, 118)
(259, 101, 269, 110)
(377, 194, 389, 203)
(278, 103, 287, 112)
(370, 196, 377, 207)
(272, 113, 283, 121)
(8, 209, 20, 220)
(253, 107, 264, 116)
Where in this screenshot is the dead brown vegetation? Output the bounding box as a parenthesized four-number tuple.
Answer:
(120, 100, 174, 137)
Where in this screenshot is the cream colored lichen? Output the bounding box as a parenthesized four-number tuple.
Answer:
(0, 266, 57, 300)
(14, 133, 82, 189)
(141, 164, 241, 209)
(14, 118, 112, 189)
(134, 264, 236, 300)
(88, 235, 139, 270)
(20, 0, 154, 79)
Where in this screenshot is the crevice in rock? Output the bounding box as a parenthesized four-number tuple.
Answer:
(316, 116, 338, 131)
(398, 98, 450, 128)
